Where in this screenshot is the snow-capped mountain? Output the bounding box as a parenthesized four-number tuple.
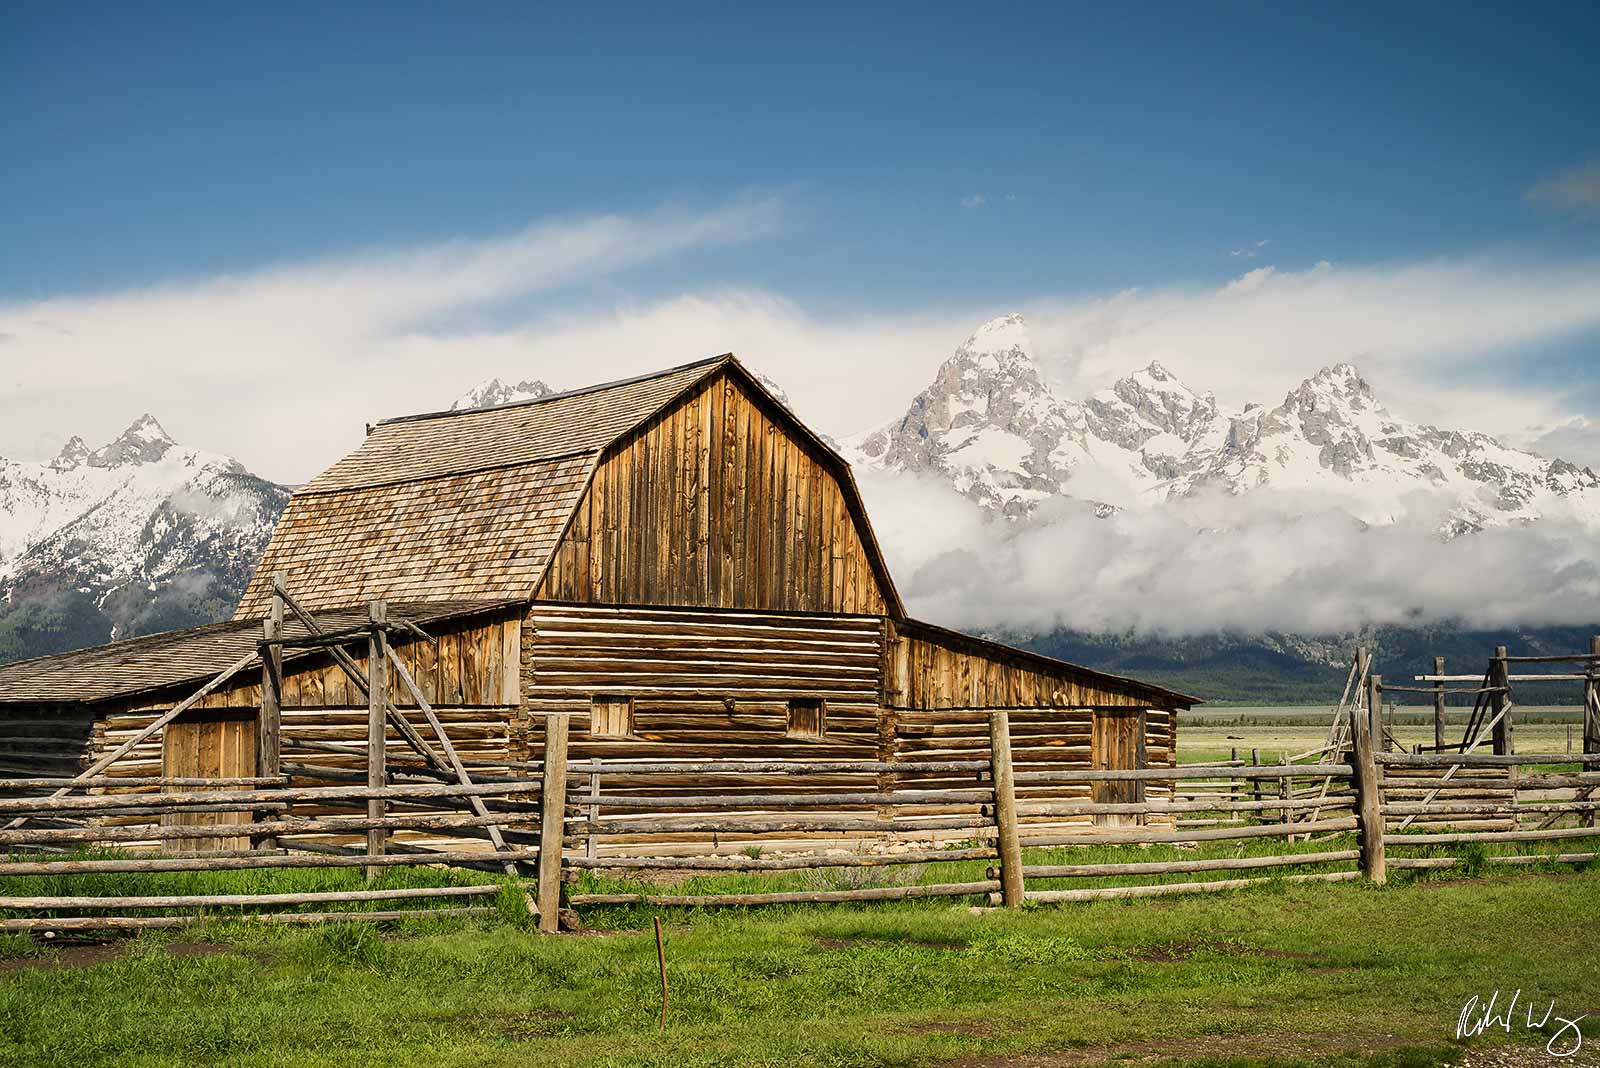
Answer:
(450, 377, 558, 411)
(847, 314, 1600, 532)
(0, 416, 287, 662)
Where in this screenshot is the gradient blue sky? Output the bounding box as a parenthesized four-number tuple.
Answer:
(5, 4, 1597, 303)
(2, 3, 1598, 481)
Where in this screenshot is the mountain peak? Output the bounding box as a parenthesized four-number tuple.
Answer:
(961, 313, 1031, 356)
(1306, 362, 1372, 395)
(86, 414, 177, 468)
(49, 435, 90, 471)
(451, 377, 559, 412)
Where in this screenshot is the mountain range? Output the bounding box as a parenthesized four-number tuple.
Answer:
(0, 416, 287, 663)
(2, 332, 1594, 702)
(845, 313, 1600, 533)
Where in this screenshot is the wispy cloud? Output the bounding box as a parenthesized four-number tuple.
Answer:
(960, 193, 988, 209)
(0, 196, 784, 480)
(1229, 238, 1270, 258)
(1528, 161, 1600, 217)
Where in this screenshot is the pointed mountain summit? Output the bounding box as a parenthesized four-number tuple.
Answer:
(86, 414, 178, 468)
(846, 314, 1093, 516)
(49, 436, 90, 471)
(450, 377, 559, 411)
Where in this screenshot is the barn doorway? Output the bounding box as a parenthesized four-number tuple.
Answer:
(1091, 708, 1147, 827)
(161, 710, 258, 852)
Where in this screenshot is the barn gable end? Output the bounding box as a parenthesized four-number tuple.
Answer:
(537, 366, 895, 615)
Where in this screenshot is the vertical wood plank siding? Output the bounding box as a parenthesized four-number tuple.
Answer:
(72, 612, 522, 782)
(537, 372, 890, 615)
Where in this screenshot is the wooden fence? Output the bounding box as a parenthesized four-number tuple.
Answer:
(2, 688, 1596, 933)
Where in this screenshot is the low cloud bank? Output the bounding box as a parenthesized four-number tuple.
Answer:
(858, 470, 1600, 636)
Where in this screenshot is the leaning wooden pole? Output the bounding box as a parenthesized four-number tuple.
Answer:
(256, 572, 286, 850)
(988, 710, 1024, 908)
(537, 713, 572, 933)
(1352, 673, 1387, 884)
(273, 586, 451, 775)
(386, 646, 520, 876)
(366, 599, 388, 878)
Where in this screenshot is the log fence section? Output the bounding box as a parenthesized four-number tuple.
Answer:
(5, 669, 1599, 931)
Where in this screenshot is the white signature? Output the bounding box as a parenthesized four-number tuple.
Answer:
(1457, 989, 1586, 1058)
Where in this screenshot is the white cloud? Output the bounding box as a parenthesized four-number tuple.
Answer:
(3, 206, 1598, 502)
(1523, 416, 1600, 470)
(1021, 256, 1600, 441)
(1528, 161, 1600, 217)
(858, 470, 1600, 636)
(1229, 239, 1270, 258)
(0, 197, 785, 481)
(960, 193, 988, 209)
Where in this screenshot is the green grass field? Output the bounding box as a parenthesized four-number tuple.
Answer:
(3, 849, 1597, 1068)
(1176, 705, 1588, 765)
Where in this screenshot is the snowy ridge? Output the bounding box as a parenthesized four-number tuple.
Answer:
(0, 416, 287, 656)
(845, 314, 1600, 533)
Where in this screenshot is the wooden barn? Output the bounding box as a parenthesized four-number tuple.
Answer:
(0, 354, 1196, 846)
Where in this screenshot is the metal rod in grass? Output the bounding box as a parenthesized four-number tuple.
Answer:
(654, 915, 669, 1031)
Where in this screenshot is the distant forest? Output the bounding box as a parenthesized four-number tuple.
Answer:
(1017, 623, 1600, 706)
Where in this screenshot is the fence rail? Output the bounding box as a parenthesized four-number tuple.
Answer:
(3, 671, 1597, 932)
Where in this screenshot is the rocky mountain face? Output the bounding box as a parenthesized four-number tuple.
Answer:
(450, 377, 558, 411)
(0, 417, 288, 664)
(846, 314, 1600, 533)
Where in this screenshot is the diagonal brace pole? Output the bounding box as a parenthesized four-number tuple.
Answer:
(387, 646, 523, 877)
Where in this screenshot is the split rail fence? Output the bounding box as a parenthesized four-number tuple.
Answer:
(1, 628, 1596, 933)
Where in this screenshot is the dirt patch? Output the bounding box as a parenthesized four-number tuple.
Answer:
(941, 1030, 1425, 1067)
(897, 1018, 999, 1037)
(0, 940, 233, 973)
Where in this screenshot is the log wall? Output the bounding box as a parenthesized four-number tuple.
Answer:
(536, 370, 891, 615)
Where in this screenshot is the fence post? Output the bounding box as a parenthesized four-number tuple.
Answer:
(585, 769, 600, 861)
(365, 598, 388, 879)
(1352, 673, 1387, 884)
(1433, 656, 1446, 752)
(1587, 637, 1599, 829)
(1491, 645, 1513, 756)
(988, 710, 1024, 908)
(256, 572, 285, 851)
(538, 713, 572, 933)
(1584, 636, 1599, 756)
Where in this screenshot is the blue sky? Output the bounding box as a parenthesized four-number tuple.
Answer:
(5, 4, 1597, 304)
(2, 3, 1598, 481)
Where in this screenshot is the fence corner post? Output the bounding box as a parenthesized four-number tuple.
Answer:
(538, 712, 572, 933)
(987, 710, 1024, 908)
(1352, 673, 1387, 885)
(255, 572, 285, 851)
(365, 597, 388, 880)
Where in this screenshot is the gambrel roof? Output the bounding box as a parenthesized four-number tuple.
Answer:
(236, 355, 903, 618)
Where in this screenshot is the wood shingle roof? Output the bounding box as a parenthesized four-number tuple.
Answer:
(235, 356, 731, 616)
(0, 601, 511, 706)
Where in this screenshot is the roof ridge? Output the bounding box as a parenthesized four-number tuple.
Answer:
(377, 353, 733, 427)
